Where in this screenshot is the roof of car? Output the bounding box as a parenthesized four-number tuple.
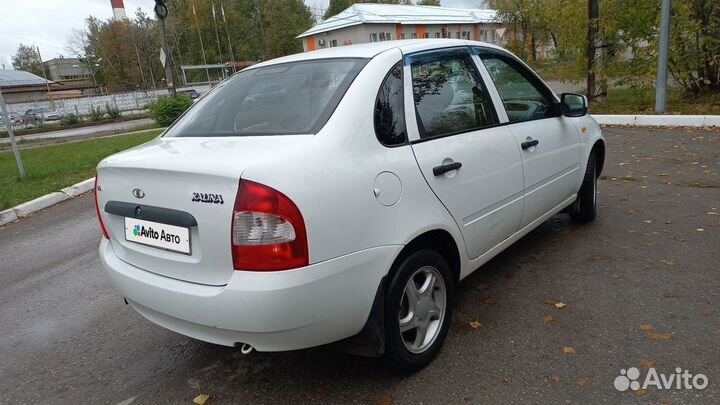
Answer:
(250, 39, 507, 69)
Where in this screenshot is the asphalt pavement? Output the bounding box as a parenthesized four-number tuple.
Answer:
(0, 127, 717, 405)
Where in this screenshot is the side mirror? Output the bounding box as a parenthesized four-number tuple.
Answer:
(560, 93, 588, 117)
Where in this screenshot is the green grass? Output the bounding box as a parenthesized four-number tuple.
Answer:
(0, 130, 162, 210)
(590, 87, 720, 115)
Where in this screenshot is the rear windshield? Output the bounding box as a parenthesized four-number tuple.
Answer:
(165, 58, 367, 137)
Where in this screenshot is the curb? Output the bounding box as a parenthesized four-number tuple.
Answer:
(592, 114, 720, 128)
(0, 177, 95, 227)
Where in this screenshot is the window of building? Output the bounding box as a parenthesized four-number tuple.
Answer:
(462, 31, 471, 40)
(424, 32, 430, 38)
(374, 62, 406, 147)
(411, 50, 498, 139)
(378, 32, 392, 41)
(329, 39, 338, 48)
(400, 33, 406, 39)
(434, 32, 441, 38)
(411, 32, 418, 39)
(370, 33, 378, 42)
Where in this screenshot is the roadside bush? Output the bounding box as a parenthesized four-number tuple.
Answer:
(148, 95, 193, 127)
(105, 103, 122, 119)
(60, 113, 81, 126)
(89, 106, 105, 122)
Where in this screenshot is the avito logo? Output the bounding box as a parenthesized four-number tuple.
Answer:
(614, 367, 708, 392)
(132, 224, 182, 245)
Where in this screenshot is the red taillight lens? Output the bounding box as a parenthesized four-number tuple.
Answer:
(94, 175, 110, 239)
(231, 180, 308, 271)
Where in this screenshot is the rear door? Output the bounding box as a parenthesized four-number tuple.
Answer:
(406, 47, 525, 259)
(475, 48, 582, 228)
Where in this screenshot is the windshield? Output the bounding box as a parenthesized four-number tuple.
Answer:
(165, 58, 367, 137)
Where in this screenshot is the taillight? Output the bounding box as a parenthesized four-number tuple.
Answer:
(231, 180, 308, 271)
(94, 175, 110, 239)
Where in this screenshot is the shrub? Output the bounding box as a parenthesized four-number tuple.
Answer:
(89, 106, 105, 121)
(105, 102, 122, 119)
(60, 113, 81, 126)
(148, 94, 193, 127)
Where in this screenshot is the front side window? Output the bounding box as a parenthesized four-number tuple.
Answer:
(411, 50, 498, 139)
(479, 52, 556, 123)
(164, 58, 367, 137)
(374, 63, 406, 146)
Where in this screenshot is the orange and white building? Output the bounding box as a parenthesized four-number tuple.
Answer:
(298, 4, 508, 52)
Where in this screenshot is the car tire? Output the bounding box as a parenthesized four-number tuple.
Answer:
(570, 152, 597, 223)
(383, 249, 454, 372)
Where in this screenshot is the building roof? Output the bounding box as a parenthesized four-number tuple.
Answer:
(298, 4, 498, 38)
(0, 69, 52, 88)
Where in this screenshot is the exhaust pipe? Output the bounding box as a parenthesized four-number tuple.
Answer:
(240, 343, 254, 354)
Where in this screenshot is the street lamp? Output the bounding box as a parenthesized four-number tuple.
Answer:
(155, 0, 176, 96)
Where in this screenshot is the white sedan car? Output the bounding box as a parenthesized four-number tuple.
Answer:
(96, 39, 604, 371)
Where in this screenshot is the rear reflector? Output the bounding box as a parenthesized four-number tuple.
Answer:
(231, 180, 308, 271)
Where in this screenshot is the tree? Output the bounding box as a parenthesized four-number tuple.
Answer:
(668, 0, 720, 93)
(323, 0, 353, 20)
(11, 44, 43, 77)
(417, 0, 442, 5)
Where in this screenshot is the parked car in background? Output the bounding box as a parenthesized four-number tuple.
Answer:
(178, 89, 201, 100)
(22, 107, 62, 124)
(96, 39, 605, 372)
(0, 112, 23, 126)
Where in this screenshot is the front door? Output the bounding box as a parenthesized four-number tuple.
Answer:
(476, 49, 582, 228)
(406, 48, 525, 259)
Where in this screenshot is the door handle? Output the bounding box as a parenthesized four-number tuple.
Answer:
(433, 161, 462, 176)
(521, 139, 539, 150)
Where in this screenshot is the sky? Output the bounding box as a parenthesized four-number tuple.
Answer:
(0, 0, 486, 69)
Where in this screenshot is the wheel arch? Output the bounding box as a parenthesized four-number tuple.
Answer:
(391, 229, 462, 285)
(591, 139, 605, 178)
(334, 228, 463, 357)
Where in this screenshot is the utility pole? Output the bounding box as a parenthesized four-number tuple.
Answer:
(0, 88, 26, 180)
(655, 0, 672, 113)
(155, 0, 176, 96)
(35, 46, 55, 109)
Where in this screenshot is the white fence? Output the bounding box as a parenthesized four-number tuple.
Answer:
(6, 85, 211, 117)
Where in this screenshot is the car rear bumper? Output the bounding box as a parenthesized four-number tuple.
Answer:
(99, 239, 401, 351)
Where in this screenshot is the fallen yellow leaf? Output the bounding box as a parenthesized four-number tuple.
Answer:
(469, 321, 482, 329)
(549, 375, 561, 383)
(563, 347, 576, 355)
(648, 332, 673, 341)
(193, 394, 210, 405)
(483, 297, 497, 305)
(555, 302, 567, 309)
(640, 325, 653, 331)
(699, 308, 712, 316)
(576, 377, 588, 387)
(639, 359, 655, 368)
(376, 394, 393, 405)
(696, 228, 705, 232)
(544, 298, 557, 305)
(634, 388, 647, 396)
(543, 315, 556, 323)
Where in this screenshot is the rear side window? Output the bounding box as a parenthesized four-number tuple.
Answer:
(165, 58, 367, 137)
(374, 62, 406, 146)
(411, 50, 498, 139)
